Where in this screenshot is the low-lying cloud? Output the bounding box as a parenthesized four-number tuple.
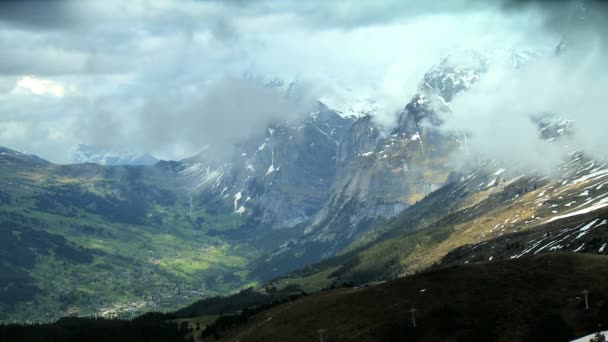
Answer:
(0, 0, 606, 167)
(437, 0, 608, 174)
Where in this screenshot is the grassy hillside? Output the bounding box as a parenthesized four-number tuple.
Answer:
(212, 253, 608, 342)
(269, 157, 608, 291)
(441, 206, 608, 264)
(0, 148, 260, 322)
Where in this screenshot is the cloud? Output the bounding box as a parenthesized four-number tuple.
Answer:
(0, 0, 603, 166)
(36, 75, 314, 162)
(135, 77, 314, 160)
(0, 0, 77, 29)
(439, 7, 608, 175)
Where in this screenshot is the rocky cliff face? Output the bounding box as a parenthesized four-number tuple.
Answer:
(173, 104, 355, 232)
(301, 50, 496, 244)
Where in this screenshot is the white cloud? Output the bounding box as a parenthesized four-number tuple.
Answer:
(14, 76, 67, 97)
(441, 27, 608, 174)
(0, 0, 603, 165)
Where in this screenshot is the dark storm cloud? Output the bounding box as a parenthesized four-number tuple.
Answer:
(500, 0, 608, 30)
(0, 0, 79, 29)
(211, 20, 240, 43)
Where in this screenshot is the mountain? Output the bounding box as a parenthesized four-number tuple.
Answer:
(0, 102, 358, 321)
(3, 46, 607, 327)
(205, 253, 608, 342)
(246, 45, 608, 290)
(244, 72, 380, 119)
(247, 49, 543, 281)
(168, 104, 354, 237)
(0, 147, 51, 167)
(266, 147, 608, 291)
(72, 144, 159, 166)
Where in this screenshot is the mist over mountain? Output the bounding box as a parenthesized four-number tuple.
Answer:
(1, 1, 608, 341)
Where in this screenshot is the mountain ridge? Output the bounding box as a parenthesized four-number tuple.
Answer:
(71, 144, 159, 166)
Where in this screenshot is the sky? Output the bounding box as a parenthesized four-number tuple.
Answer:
(0, 0, 605, 165)
(441, 0, 608, 174)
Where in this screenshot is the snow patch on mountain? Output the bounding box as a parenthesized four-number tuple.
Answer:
(265, 164, 279, 176)
(319, 96, 381, 119)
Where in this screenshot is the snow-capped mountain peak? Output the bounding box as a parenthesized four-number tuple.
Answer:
(72, 144, 159, 166)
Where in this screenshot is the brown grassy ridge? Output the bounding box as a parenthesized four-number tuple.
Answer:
(212, 253, 608, 342)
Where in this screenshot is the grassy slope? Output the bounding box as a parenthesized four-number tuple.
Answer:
(441, 205, 608, 264)
(0, 153, 259, 322)
(216, 253, 608, 342)
(270, 163, 608, 290)
(266, 174, 516, 290)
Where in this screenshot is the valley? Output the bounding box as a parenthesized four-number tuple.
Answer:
(0, 147, 258, 322)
